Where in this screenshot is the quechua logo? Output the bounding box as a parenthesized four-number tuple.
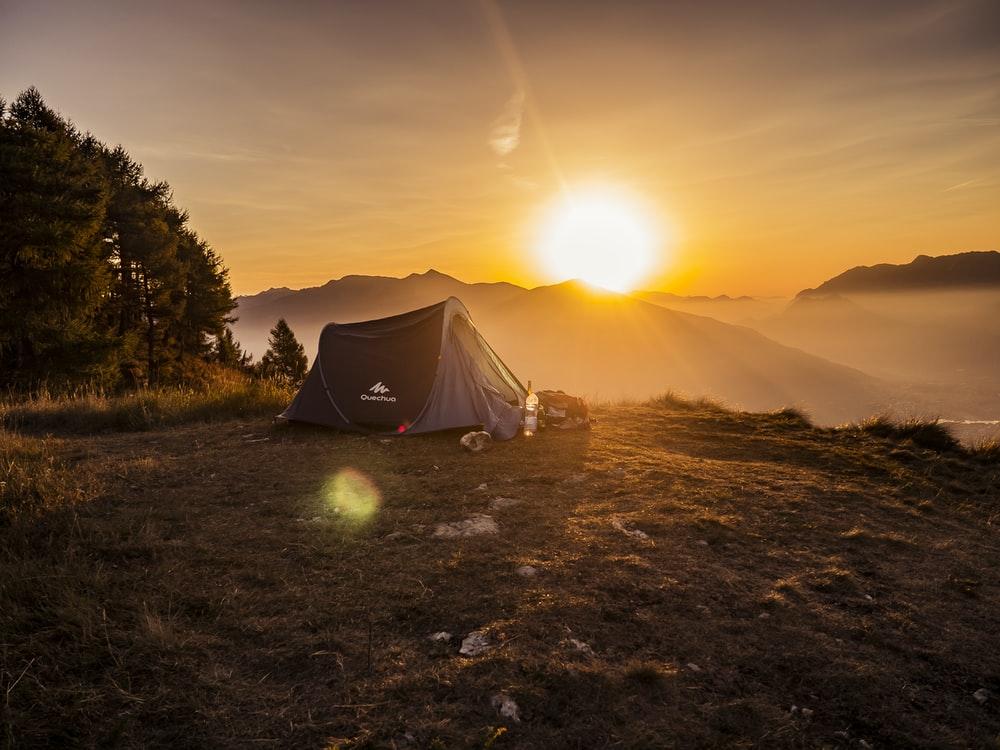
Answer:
(361, 381, 396, 402)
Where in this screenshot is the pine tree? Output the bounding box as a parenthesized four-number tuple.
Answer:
(258, 319, 307, 385)
(0, 87, 115, 385)
(0, 88, 238, 389)
(214, 328, 252, 370)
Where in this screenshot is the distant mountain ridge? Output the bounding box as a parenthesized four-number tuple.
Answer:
(799, 251, 1000, 297)
(233, 269, 892, 424)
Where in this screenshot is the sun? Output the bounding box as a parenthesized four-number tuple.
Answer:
(534, 185, 664, 292)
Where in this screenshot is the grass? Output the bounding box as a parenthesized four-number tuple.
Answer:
(968, 438, 1000, 462)
(0, 430, 90, 522)
(854, 414, 961, 453)
(1, 371, 295, 434)
(1, 398, 999, 747)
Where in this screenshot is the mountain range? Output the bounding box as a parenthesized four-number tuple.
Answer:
(232, 251, 1000, 429)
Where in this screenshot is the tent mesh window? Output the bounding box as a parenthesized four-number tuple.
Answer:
(450, 313, 525, 405)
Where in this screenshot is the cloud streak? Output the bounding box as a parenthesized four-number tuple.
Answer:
(489, 90, 524, 157)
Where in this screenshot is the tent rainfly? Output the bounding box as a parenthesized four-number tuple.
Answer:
(279, 297, 527, 439)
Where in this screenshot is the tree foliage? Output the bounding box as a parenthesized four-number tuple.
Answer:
(0, 88, 241, 388)
(258, 319, 307, 385)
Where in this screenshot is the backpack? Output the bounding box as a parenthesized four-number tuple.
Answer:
(537, 390, 591, 429)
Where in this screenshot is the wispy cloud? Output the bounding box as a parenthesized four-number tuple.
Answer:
(489, 90, 524, 157)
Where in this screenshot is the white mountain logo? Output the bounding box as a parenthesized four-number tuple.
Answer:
(361, 381, 396, 402)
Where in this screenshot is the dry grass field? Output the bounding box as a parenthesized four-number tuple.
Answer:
(2, 398, 999, 748)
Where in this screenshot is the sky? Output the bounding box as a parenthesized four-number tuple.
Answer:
(2, 0, 998, 296)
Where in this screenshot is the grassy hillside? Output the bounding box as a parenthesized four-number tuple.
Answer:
(2, 400, 999, 748)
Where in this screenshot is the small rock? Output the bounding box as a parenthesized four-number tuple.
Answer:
(858, 741, 873, 749)
(562, 472, 588, 484)
(569, 638, 595, 656)
(460, 431, 493, 453)
(490, 496, 521, 510)
(459, 630, 493, 657)
(515, 565, 538, 577)
(475, 483, 488, 491)
(490, 693, 521, 722)
(433, 514, 500, 538)
(696, 540, 709, 546)
(974, 688, 990, 704)
(428, 631, 452, 642)
(757, 612, 770, 619)
(686, 662, 702, 673)
(612, 518, 649, 540)
(383, 531, 405, 541)
(801, 707, 814, 719)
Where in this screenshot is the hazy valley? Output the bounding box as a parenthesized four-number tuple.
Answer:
(233, 252, 1000, 439)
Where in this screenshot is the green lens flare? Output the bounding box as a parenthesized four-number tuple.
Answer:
(321, 468, 381, 525)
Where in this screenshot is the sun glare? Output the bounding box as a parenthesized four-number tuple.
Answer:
(535, 186, 664, 292)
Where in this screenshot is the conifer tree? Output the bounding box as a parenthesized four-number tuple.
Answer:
(0, 87, 238, 389)
(214, 328, 252, 370)
(258, 319, 307, 385)
(0, 88, 114, 385)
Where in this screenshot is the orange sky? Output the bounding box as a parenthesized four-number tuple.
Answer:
(2, 0, 998, 296)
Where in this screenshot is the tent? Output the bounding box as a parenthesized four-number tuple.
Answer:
(279, 297, 527, 439)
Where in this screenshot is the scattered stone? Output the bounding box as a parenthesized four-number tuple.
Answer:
(974, 688, 991, 704)
(515, 565, 538, 577)
(858, 740, 873, 749)
(490, 693, 521, 722)
(460, 431, 493, 453)
(433, 514, 500, 538)
(459, 630, 493, 657)
(757, 612, 770, 620)
(569, 638, 595, 656)
(490, 496, 521, 510)
(428, 631, 452, 642)
(612, 518, 649, 540)
(696, 540, 709, 546)
(686, 663, 702, 673)
(475, 483, 488, 491)
(383, 531, 405, 541)
(562, 472, 588, 484)
(800, 707, 814, 720)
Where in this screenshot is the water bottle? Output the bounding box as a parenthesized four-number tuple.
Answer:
(524, 380, 539, 437)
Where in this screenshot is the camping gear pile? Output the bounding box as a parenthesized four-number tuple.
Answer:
(280, 297, 589, 440)
(535, 390, 591, 430)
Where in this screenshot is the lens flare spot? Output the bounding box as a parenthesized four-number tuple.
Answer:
(322, 468, 381, 525)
